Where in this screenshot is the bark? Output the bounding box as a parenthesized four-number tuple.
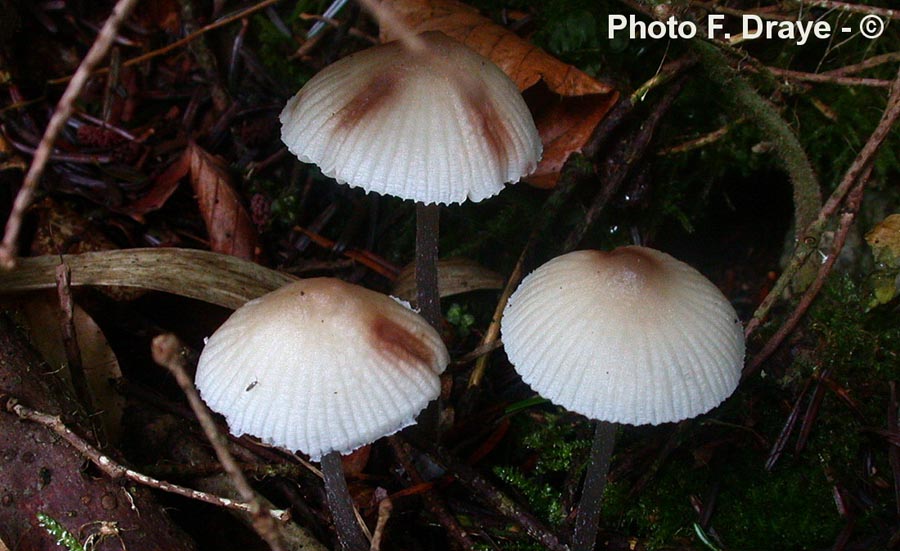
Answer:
(0, 314, 196, 551)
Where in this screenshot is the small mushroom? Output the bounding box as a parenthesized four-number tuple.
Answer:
(280, 30, 542, 349)
(279, 31, 541, 206)
(501, 246, 745, 551)
(196, 278, 449, 550)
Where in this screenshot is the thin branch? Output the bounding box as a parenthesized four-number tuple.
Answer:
(405, 438, 569, 551)
(823, 52, 900, 77)
(765, 66, 892, 88)
(657, 119, 742, 155)
(691, 0, 796, 20)
(744, 183, 865, 377)
(693, 39, 823, 235)
(800, 1, 899, 19)
(151, 334, 287, 551)
(47, 0, 283, 86)
(0, 0, 141, 269)
(54, 262, 100, 444)
(388, 437, 475, 551)
(746, 66, 900, 337)
(369, 496, 393, 551)
(1, 394, 289, 521)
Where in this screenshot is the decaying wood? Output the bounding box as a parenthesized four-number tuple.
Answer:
(0, 314, 196, 551)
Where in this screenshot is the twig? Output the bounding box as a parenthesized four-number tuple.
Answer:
(151, 334, 287, 551)
(54, 262, 100, 443)
(467, 172, 580, 388)
(388, 437, 475, 551)
(800, 0, 899, 19)
(0, 393, 289, 521)
(294, 226, 400, 280)
(745, 66, 900, 337)
(564, 74, 688, 252)
(823, 52, 900, 77)
(693, 39, 823, 237)
(657, 119, 742, 155)
(353, 0, 426, 52)
(47, 0, 283, 86)
(630, 55, 698, 104)
(744, 182, 864, 377)
(0, 0, 141, 269)
(764, 66, 892, 88)
(766, 376, 813, 471)
(369, 495, 393, 551)
(406, 438, 569, 551)
(179, 0, 230, 113)
(690, 1, 796, 21)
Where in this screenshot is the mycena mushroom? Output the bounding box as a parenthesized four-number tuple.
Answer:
(279, 30, 542, 332)
(501, 247, 745, 551)
(195, 278, 448, 551)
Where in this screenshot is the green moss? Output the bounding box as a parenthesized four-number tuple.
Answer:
(249, 9, 313, 90)
(808, 276, 900, 381)
(491, 412, 589, 527)
(715, 459, 841, 548)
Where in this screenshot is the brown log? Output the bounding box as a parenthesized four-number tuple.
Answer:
(0, 314, 196, 551)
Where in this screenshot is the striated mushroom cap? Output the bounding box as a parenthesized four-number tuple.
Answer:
(501, 247, 745, 425)
(279, 31, 542, 205)
(196, 278, 449, 460)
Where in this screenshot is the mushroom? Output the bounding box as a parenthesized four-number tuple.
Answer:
(500, 246, 745, 551)
(279, 30, 541, 335)
(196, 278, 449, 551)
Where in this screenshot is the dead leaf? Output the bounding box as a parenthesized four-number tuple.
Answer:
(382, 0, 619, 187)
(392, 257, 505, 303)
(21, 296, 125, 445)
(0, 133, 26, 173)
(123, 150, 191, 222)
(866, 213, 900, 267)
(30, 198, 145, 301)
(188, 142, 258, 260)
(135, 0, 182, 34)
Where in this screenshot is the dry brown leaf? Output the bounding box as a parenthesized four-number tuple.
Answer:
(188, 142, 258, 260)
(135, 0, 182, 34)
(382, 0, 619, 187)
(30, 198, 145, 301)
(123, 149, 191, 222)
(0, 133, 26, 173)
(21, 296, 125, 444)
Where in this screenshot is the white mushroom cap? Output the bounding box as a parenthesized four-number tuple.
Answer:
(501, 247, 745, 425)
(195, 278, 449, 460)
(279, 31, 542, 205)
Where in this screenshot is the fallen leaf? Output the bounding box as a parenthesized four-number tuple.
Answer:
(21, 296, 125, 445)
(0, 133, 26, 173)
(123, 150, 191, 222)
(865, 213, 900, 308)
(866, 213, 900, 267)
(382, 0, 619, 187)
(188, 142, 258, 260)
(135, 0, 182, 34)
(30, 198, 145, 301)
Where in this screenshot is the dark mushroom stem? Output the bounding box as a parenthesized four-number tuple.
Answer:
(415, 202, 441, 328)
(571, 420, 618, 551)
(415, 202, 442, 437)
(321, 451, 369, 551)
